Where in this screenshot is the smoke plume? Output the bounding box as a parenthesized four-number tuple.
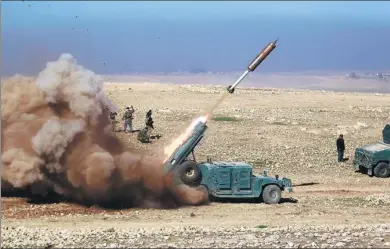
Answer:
(1, 54, 208, 208)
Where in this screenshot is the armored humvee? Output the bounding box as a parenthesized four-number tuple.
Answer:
(164, 118, 293, 204)
(353, 124, 390, 178)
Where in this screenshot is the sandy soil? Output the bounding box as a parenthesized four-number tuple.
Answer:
(3, 82, 390, 248)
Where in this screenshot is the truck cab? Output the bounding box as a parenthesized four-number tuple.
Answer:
(164, 119, 293, 204)
(353, 124, 390, 178)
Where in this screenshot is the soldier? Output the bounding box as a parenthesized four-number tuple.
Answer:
(137, 127, 150, 143)
(145, 109, 154, 138)
(336, 134, 345, 162)
(109, 111, 118, 132)
(137, 109, 155, 143)
(122, 106, 135, 133)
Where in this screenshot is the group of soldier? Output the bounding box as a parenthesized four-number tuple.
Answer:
(108, 105, 348, 159)
(108, 106, 155, 143)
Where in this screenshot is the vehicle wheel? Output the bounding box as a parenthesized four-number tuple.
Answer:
(261, 185, 281, 204)
(373, 162, 390, 178)
(176, 161, 202, 185)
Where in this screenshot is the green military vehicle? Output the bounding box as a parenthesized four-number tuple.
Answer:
(353, 124, 390, 178)
(164, 117, 293, 204)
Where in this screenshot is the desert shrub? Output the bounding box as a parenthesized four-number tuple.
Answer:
(212, 116, 240, 122)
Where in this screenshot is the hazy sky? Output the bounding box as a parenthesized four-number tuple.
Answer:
(2, 1, 390, 76)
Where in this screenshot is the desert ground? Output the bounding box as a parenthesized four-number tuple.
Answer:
(3, 80, 390, 248)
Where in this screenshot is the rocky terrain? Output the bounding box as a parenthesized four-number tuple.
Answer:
(2, 82, 390, 248)
(3, 223, 390, 248)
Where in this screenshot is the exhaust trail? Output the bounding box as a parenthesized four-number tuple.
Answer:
(206, 39, 279, 118)
(164, 40, 280, 167)
(205, 91, 230, 119)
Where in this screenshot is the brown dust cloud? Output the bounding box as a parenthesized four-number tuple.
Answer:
(1, 54, 209, 208)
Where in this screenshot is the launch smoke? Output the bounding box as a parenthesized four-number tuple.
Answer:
(205, 91, 230, 119)
(1, 54, 208, 208)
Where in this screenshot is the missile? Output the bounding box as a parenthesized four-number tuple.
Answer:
(227, 39, 278, 94)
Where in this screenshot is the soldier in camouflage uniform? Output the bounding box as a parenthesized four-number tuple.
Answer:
(145, 109, 154, 138)
(137, 127, 150, 143)
(137, 109, 154, 143)
(109, 111, 118, 132)
(122, 106, 134, 133)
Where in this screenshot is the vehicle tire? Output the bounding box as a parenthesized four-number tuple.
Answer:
(373, 162, 390, 178)
(261, 185, 281, 204)
(176, 161, 202, 185)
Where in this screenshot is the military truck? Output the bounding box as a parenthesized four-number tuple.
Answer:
(353, 124, 390, 178)
(164, 118, 293, 204)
